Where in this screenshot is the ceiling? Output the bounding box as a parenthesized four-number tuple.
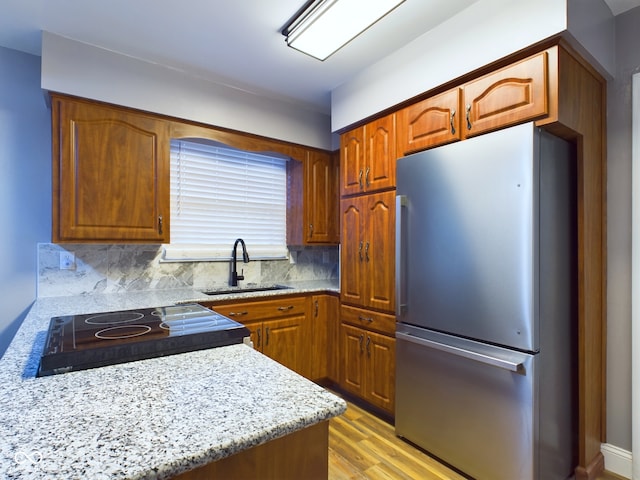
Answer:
(0, 0, 637, 115)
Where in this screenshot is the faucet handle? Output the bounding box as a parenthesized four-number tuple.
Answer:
(237, 269, 244, 281)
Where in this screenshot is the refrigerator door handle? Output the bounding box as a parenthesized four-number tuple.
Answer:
(396, 331, 525, 373)
(396, 195, 408, 317)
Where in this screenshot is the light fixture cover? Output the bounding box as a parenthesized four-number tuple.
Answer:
(283, 0, 406, 61)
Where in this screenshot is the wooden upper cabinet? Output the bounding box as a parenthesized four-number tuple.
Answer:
(52, 95, 169, 243)
(340, 190, 395, 313)
(287, 150, 339, 246)
(365, 114, 396, 193)
(397, 88, 461, 155)
(340, 114, 396, 196)
(304, 151, 339, 244)
(462, 51, 549, 138)
(340, 126, 365, 196)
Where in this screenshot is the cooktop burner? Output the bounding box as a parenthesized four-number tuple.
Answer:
(37, 303, 250, 376)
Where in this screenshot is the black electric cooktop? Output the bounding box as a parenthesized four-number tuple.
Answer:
(37, 303, 250, 376)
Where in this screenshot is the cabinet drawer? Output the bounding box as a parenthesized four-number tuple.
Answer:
(211, 296, 308, 322)
(340, 305, 395, 336)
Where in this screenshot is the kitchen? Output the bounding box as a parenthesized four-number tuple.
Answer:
(0, 0, 637, 479)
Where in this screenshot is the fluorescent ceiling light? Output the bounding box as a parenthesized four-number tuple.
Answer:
(283, 0, 406, 61)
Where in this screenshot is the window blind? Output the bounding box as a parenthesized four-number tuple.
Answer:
(163, 139, 288, 261)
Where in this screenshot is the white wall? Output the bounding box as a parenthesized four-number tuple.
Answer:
(606, 5, 640, 455)
(331, 0, 568, 132)
(41, 33, 333, 151)
(0, 46, 51, 358)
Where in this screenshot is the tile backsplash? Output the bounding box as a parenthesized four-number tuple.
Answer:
(38, 243, 339, 298)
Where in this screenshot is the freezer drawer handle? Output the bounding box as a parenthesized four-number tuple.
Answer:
(396, 331, 525, 373)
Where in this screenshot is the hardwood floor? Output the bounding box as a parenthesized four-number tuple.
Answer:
(329, 399, 467, 479)
(329, 397, 626, 480)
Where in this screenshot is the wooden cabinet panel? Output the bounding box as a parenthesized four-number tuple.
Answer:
(365, 114, 396, 192)
(463, 51, 548, 138)
(340, 324, 365, 395)
(340, 191, 395, 313)
(397, 88, 461, 155)
(339, 323, 395, 414)
(210, 295, 311, 378)
(340, 199, 366, 306)
(365, 192, 395, 312)
(310, 294, 339, 381)
(52, 94, 169, 243)
(340, 114, 396, 196)
(365, 330, 395, 413)
(304, 151, 339, 244)
(287, 151, 339, 246)
(263, 316, 305, 375)
(340, 127, 365, 197)
(210, 296, 308, 322)
(340, 304, 395, 336)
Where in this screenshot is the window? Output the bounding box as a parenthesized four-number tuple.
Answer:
(163, 139, 288, 261)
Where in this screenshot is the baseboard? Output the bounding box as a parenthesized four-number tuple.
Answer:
(601, 443, 632, 479)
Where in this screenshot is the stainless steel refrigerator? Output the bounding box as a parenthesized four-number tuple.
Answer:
(395, 122, 577, 480)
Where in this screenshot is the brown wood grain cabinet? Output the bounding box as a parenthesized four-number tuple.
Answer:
(208, 296, 312, 378)
(462, 50, 549, 138)
(339, 321, 395, 415)
(340, 114, 396, 196)
(368, 42, 606, 479)
(309, 293, 340, 381)
(287, 150, 339, 245)
(396, 88, 461, 155)
(340, 191, 395, 313)
(51, 94, 170, 243)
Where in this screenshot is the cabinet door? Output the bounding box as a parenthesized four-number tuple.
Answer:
(263, 315, 305, 376)
(397, 88, 461, 155)
(340, 324, 365, 397)
(365, 331, 395, 413)
(245, 322, 263, 351)
(52, 95, 169, 243)
(340, 126, 365, 196)
(463, 51, 548, 138)
(364, 191, 395, 312)
(305, 151, 338, 244)
(364, 114, 396, 193)
(340, 197, 366, 306)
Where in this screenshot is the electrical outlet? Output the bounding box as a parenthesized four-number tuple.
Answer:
(60, 251, 76, 270)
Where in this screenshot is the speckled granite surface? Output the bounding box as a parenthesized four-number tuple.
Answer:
(0, 281, 345, 479)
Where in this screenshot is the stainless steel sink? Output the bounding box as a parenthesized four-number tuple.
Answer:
(201, 284, 291, 296)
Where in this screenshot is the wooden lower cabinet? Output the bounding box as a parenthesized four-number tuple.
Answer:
(339, 323, 395, 415)
(173, 420, 328, 480)
(208, 296, 312, 378)
(246, 316, 307, 377)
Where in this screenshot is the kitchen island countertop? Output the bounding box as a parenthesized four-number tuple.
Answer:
(0, 281, 345, 479)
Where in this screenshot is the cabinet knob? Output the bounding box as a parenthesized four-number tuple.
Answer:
(365, 167, 370, 187)
(358, 169, 364, 189)
(359, 241, 364, 261)
(309, 223, 314, 236)
(277, 305, 294, 311)
(359, 334, 364, 353)
(366, 336, 371, 356)
(229, 311, 248, 317)
(158, 215, 163, 235)
(365, 241, 370, 261)
(466, 104, 472, 131)
(314, 300, 319, 317)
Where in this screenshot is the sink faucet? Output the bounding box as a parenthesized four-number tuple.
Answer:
(230, 238, 250, 286)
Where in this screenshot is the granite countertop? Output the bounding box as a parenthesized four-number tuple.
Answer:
(0, 280, 345, 479)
